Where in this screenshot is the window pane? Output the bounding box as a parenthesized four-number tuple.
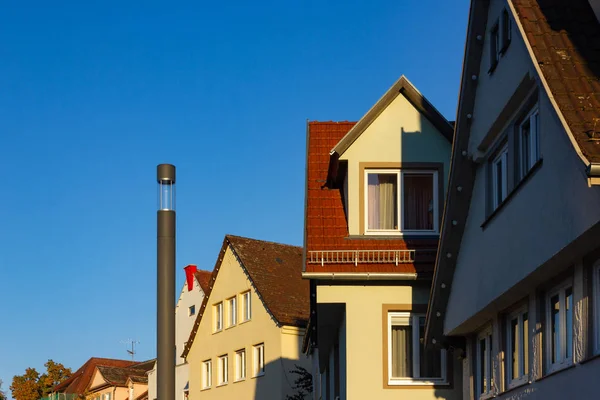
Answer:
(495, 158, 504, 205)
(551, 294, 560, 363)
(523, 312, 529, 375)
(367, 173, 398, 230)
(403, 174, 434, 231)
(521, 119, 531, 174)
(510, 317, 519, 379)
(391, 325, 413, 377)
(419, 318, 441, 378)
(566, 287, 573, 360)
(479, 338, 486, 394)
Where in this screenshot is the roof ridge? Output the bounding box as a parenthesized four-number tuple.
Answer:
(225, 234, 301, 249)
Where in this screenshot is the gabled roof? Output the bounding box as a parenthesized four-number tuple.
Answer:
(303, 121, 439, 276)
(512, 0, 600, 166)
(52, 358, 137, 394)
(194, 270, 212, 293)
(330, 75, 453, 157)
(425, 0, 600, 346)
(96, 365, 148, 387)
(181, 235, 308, 358)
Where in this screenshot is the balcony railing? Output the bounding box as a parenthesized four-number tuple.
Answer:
(307, 249, 435, 266)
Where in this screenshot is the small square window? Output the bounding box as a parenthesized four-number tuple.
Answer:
(235, 349, 246, 381)
(188, 305, 196, 317)
(253, 343, 265, 377)
(218, 354, 228, 385)
(214, 302, 223, 332)
(202, 359, 212, 389)
(227, 297, 237, 328)
(501, 9, 512, 53)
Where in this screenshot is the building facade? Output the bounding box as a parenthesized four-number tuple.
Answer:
(302, 76, 462, 400)
(425, 0, 600, 399)
(182, 235, 311, 400)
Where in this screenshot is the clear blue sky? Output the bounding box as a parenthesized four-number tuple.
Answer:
(0, 0, 468, 396)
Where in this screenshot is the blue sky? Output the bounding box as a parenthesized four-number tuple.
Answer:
(0, 0, 468, 396)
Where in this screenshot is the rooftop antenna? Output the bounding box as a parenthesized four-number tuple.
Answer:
(120, 339, 140, 361)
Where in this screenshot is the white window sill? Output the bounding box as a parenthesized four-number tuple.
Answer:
(233, 378, 246, 383)
(212, 329, 223, 334)
(239, 319, 251, 325)
(200, 387, 211, 391)
(506, 377, 529, 391)
(478, 392, 495, 400)
(388, 379, 448, 386)
(252, 373, 265, 379)
(216, 382, 228, 387)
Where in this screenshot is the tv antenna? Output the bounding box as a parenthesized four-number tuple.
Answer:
(120, 339, 140, 361)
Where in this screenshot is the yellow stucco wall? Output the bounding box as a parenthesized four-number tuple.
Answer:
(187, 246, 309, 400)
(339, 93, 452, 235)
(317, 284, 461, 400)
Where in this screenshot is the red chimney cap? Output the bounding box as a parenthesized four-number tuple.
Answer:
(184, 265, 198, 291)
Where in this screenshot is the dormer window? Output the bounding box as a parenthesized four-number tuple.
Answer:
(365, 169, 438, 235)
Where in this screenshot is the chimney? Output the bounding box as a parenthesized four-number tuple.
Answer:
(184, 265, 198, 291)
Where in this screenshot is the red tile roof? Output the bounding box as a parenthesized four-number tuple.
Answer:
(181, 235, 308, 358)
(52, 358, 137, 394)
(513, 0, 600, 163)
(194, 270, 212, 293)
(304, 121, 438, 275)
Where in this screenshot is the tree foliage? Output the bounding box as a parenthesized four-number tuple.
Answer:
(0, 379, 7, 400)
(10, 360, 72, 400)
(285, 365, 313, 400)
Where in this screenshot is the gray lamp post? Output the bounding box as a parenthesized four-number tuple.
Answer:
(157, 164, 176, 400)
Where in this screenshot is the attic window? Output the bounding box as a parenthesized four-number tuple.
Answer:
(489, 21, 500, 73)
(189, 305, 196, 317)
(501, 8, 512, 54)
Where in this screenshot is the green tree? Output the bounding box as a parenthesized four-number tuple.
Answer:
(285, 365, 313, 400)
(10, 360, 72, 400)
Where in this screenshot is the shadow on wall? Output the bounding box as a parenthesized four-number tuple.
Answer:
(253, 357, 311, 400)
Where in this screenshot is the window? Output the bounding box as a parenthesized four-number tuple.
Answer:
(365, 170, 438, 234)
(253, 343, 265, 376)
(489, 21, 500, 72)
(545, 281, 573, 373)
(188, 305, 195, 317)
(235, 349, 246, 381)
(506, 307, 529, 388)
(214, 302, 223, 332)
(518, 107, 540, 179)
(242, 291, 252, 322)
(387, 312, 446, 385)
(103, 394, 111, 400)
(227, 297, 237, 328)
(202, 360, 212, 389)
(491, 145, 508, 210)
(218, 354, 228, 385)
(594, 263, 600, 354)
(476, 326, 493, 398)
(501, 9, 512, 53)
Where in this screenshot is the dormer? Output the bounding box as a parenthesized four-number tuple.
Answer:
(327, 76, 453, 237)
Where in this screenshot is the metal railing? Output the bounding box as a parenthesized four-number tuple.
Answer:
(308, 249, 426, 266)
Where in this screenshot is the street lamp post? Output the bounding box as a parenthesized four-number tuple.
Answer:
(157, 164, 176, 400)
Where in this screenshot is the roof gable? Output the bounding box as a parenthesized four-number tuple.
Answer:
(331, 75, 453, 157)
(181, 235, 308, 358)
(52, 358, 138, 394)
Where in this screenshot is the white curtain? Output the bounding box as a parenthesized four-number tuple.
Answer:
(368, 174, 397, 230)
(391, 325, 412, 377)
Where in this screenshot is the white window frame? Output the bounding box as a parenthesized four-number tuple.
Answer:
(227, 296, 237, 328)
(545, 280, 574, 373)
(364, 169, 439, 235)
(235, 349, 246, 381)
(518, 106, 540, 179)
(594, 262, 600, 355)
(476, 326, 494, 399)
(218, 354, 228, 385)
(188, 305, 195, 317)
(253, 343, 265, 377)
(387, 312, 447, 386)
(214, 302, 223, 332)
(506, 306, 529, 389)
(202, 359, 212, 389)
(241, 291, 252, 322)
(491, 145, 508, 210)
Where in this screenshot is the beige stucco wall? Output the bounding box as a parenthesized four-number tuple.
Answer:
(317, 284, 461, 400)
(187, 246, 309, 400)
(86, 386, 128, 400)
(339, 92, 452, 235)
